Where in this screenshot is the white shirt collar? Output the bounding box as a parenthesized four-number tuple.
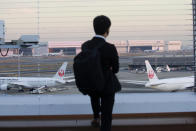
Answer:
(94, 35, 106, 41)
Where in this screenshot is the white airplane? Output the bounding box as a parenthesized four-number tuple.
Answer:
(156, 65, 171, 73)
(166, 64, 171, 72)
(121, 60, 194, 92)
(0, 62, 75, 93)
(48, 50, 64, 56)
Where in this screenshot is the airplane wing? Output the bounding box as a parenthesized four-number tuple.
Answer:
(120, 80, 147, 85)
(8, 81, 31, 88)
(64, 76, 74, 79)
(63, 75, 75, 83)
(55, 78, 75, 84)
(66, 79, 75, 83)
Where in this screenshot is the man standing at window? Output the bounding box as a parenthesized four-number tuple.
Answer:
(81, 15, 121, 131)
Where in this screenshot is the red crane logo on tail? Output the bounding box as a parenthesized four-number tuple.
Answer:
(148, 70, 154, 79)
(58, 69, 64, 77)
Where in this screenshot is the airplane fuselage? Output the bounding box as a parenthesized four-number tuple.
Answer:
(145, 76, 194, 91)
(121, 60, 193, 92)
(0, 62, 72, 92)
(0, 77, 62, 89)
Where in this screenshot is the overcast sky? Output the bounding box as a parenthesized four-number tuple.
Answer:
(0, 0, 193, 46)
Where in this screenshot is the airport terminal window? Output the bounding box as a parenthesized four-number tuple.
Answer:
(0, 0, 195, 115)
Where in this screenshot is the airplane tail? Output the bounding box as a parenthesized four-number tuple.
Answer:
(145, 60, 159, 83)
(166, 65, 171, 72)
(53, 62, 67, 80)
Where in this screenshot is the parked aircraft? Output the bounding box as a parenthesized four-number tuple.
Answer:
(0, 62, 74, 93)
(166, 65, 171, 72)
(156, 65, 171, 73)
(120, 60, 193, 92)
(48, 50, 63, 56)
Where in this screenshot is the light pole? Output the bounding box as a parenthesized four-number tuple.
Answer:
(17, 48, 21, 77)
(37, 0, 40, 36)
(37, 0, 40, 77)
(192, 0, 196, 92)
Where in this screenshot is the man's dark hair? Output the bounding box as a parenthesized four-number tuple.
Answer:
(93, 15, 111, 35)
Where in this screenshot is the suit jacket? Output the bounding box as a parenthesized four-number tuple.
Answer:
(82, 37, 121, 94)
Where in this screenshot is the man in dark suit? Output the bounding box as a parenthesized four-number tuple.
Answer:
(81, 15, 121, 131)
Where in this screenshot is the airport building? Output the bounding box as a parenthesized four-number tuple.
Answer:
(32, 42, 49, 56)
(0, 35, 40, 57)
(40, 40, 183, 55)
(128, 40, 165, 53)
(47, 40, 167, 55)
(167, 41, 182, 51)
(48, 41, 83, 55)
(128, 56, 194, 70)
(0, 38, 183, 57)
(48, 41, 129, 55)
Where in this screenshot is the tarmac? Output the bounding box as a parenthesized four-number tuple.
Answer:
(0, 56, 194, 95)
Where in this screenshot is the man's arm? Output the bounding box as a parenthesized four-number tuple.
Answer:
(111, 45, 119, 74)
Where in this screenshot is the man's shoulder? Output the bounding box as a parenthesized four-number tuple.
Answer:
(106, 41, 114, 46)
(104, 41, 116, 49)
(81, 39, 116, 50)
(82, 40, 91, 46)
(81, 40, 91, 49)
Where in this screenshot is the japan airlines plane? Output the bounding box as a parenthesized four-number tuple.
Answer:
(120, 60, 193, 92)
(0, 62, 74, 93)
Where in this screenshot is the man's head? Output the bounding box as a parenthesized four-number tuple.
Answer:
(93, 15, 111, 37)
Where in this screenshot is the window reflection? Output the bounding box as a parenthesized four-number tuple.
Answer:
(0, 0, 194, 94)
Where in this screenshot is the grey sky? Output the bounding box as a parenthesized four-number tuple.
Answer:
(0, 0, 193, 46)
